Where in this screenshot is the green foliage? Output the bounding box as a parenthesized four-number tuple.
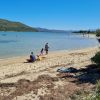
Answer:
(96, 29, 100, 37)
(74, 81, 100, 100)
(73, 30, 95, 34)
(91, 52, 100, 65)
(85, 80, 100, 100)
(96, 80, 100, 93)
(0, 19, 38, 32)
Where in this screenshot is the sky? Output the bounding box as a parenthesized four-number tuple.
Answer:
(0, 0, 100, 30)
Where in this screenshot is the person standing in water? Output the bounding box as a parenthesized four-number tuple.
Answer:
(45, 43, 49, 55)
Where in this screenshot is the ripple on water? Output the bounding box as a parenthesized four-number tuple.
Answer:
(0, 40, 17, 43)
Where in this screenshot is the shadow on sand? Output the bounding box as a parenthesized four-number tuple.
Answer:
(74, 64, 100, 84)
(57, 64, 100, 84)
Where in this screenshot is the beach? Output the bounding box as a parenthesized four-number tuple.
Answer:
(0, 47, 99, 100)
(0, 0, 100, 99)
(0, 46, 98, 82)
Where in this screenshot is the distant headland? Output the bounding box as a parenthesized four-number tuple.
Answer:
(0, 19, 38, 32)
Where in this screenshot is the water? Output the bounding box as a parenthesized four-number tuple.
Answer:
(0, 32, 99, 58)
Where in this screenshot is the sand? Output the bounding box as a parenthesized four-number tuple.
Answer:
(0, 46, 98, 83)
(0, 46, 99, 100)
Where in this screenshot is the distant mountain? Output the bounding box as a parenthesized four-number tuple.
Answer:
(0, 19, 38, 32)
(36, 27, 69, 33)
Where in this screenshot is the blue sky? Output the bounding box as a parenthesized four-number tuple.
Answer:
(0, 0, 100, 30)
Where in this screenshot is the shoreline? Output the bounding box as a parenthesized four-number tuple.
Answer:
(0, 45, 98, 60)
(0, 46, 98, 67)
(0, 46, 98, 80)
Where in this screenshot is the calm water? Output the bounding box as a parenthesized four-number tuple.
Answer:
(0, 32, 99, 59)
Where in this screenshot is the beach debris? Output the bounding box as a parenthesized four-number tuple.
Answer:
(57, 67, 78, 73)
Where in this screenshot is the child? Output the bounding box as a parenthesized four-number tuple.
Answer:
(40, 48, 44, 55)
(37, 55, 43, 61)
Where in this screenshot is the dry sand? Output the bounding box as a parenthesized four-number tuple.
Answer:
(0, 47, 98, 83)
(0, 46, 99, 100)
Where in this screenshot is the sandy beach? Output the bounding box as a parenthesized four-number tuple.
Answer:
(0, 0, 100, 99)
(0, 46, 99, 100)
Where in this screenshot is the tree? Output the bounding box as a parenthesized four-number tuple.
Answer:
(91, 29, 100, 64)
(96, 29, 100, 37)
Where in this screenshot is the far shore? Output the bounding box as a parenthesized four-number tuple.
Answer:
(75, 33, 96, 38)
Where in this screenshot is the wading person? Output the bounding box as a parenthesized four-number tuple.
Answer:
(45, 43, 49, 55)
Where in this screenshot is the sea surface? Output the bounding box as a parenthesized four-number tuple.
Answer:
(0, 32, 99, 59)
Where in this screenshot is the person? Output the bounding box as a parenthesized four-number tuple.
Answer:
(45, 43, 49, 55)
(37, 55, 43, 61)
(40, 48, 44, 55)
(37, 54, 46, 61)
(27, 52, 36, 62)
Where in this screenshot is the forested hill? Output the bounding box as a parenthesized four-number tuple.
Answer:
(0, 19, 38, 32)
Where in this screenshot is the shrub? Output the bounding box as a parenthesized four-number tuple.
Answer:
(96, 29, 100, 37)
(78, 80, 100, 100)
(91, 52, 100, 65)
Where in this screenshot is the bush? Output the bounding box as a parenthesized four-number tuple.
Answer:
(78, 80, 100, 100)
(91, 52, 100, 65)
(96, 29, 100, 37)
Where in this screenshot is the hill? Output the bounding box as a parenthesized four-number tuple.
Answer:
(0, 19, 38, 32)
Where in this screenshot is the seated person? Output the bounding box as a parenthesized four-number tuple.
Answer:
(27, 52, 36, 62)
